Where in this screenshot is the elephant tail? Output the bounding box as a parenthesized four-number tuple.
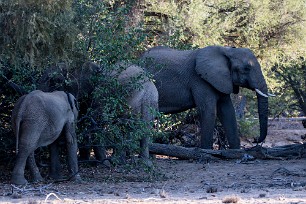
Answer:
(14, 105, 25, 155)
(14, 116, 22, 155)
(66, 92, 74, 111)
(12, 95, 27, 155)
(66, 92, 79, 112)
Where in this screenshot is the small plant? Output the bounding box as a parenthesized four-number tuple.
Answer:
(237, 118, 259, 139)
(206, 186, 218, 193)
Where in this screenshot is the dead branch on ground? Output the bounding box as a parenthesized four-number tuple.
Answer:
(149, 143, 306, 161)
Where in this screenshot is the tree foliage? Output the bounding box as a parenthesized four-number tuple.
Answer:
(71, 1, 153, 163)
(272, 56, 306, 116)
(0, 0, 78, 68)
(0, 0, 81, 162)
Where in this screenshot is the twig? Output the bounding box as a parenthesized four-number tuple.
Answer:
(44, 193, 62, 202)
(39, 183, 54, 194)
(271, 167, 304, 178)
(11, 183, 55, 196)
(11, 184, 27, 193)
(51, 171, 81, 184)
(78, 158, 112, 168)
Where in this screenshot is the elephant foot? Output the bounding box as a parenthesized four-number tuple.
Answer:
(102, 159, 112, 168)
(228, 141, 241, 149)
(11, 175, 28, 185)
(31, 173, 44, 183)
(48, 173, 63, 181)
(32, 177, 44, 184)
(140, 158, 154, 169)
(229, 145, 241, 149)
(70, 174, 83, 183)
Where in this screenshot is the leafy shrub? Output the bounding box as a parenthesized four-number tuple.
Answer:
(0, 1, 153, 166)
(237, 118, 259, 139)
(72, 1, 157, 164)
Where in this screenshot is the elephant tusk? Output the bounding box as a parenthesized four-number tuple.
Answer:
(255, 89, 268, 97)
(268, 93, 276, 97)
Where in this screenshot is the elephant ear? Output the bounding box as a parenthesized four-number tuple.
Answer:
(195, 46, 233, 94)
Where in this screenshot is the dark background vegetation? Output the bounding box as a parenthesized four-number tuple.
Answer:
(0, 0, 305, 165)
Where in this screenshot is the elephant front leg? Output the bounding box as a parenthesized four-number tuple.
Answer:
(139, 102, 156, 167)
(67, 143, 82, 182)
(93, 146, 107, 161)
(198, 106, 217, 149)
(140, 137, 149, 159)
(217, 96, 240, 149)
(140, 136, 153, 167)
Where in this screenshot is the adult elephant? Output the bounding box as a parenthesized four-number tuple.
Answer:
(142, 45, 273, 149)
(11, 90, 80, 185)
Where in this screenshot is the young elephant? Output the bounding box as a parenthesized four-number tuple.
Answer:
(11, 90, 80, 185)
(113, 63, 159, 162)
(83, 62, 158, 164)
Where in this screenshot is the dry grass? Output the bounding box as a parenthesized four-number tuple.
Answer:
(222, 196, 240, 203)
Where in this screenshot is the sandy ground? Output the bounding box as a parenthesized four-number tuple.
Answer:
(1, 119, 306, 204)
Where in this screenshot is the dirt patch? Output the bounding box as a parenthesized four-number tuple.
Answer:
(1, 120, 306, 204)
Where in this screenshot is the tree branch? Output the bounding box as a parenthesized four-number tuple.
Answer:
(149, 143, 306, 161)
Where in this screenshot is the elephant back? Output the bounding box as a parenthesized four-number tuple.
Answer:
(142, 46, 194, 73)
(116, 64, 149, 86)
(37, 63, 68, 92)
(69, 62, 100, 99)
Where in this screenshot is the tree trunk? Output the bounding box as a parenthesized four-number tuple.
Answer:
(149, 143, 306, 161)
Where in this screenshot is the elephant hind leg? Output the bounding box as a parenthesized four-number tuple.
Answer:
(11, 155, 29, 185)
(63, 123, 82, 182)
(27, 152, 43, 183)
(11, 150, 32, 185)
(49, 141, 63, 180)
(139, 98, 158, 166)
(11, 124, 44, 185)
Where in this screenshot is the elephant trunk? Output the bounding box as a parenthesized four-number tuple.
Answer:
(255, 92, 268, 143)
(248, 66, 269, 144)
(252, 71, 269, 143)
(7, 81, 28, 95)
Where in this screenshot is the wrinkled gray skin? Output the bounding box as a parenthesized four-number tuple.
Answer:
(11, 90, 80, 185)
(142, 46, 269, 149)
(112, 63, 159, 161)
(37, 63, 103, 161)
(38, 62, 158, 163)
(37, 62, 95, 101)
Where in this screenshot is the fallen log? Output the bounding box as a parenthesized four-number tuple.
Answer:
(149, 143, 306, 161)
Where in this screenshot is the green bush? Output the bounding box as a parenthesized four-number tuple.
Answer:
(237, 118, 259, 139)
(72, 1, 157, 164)
(0, 1, 154, 166)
